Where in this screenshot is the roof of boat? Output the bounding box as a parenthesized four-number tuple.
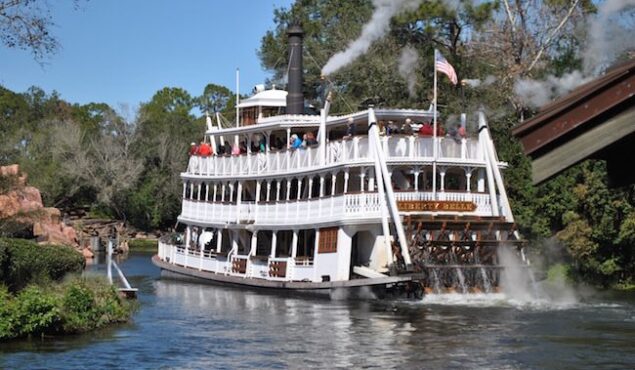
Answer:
(238, 88, 287, 109)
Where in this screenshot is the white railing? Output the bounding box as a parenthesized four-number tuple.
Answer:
(179, 190, 499, 226)
(185, 135, 483, 178)
(158, 242, 318, 282)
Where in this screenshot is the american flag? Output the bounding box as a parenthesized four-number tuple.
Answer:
(435, 51, 458, 85)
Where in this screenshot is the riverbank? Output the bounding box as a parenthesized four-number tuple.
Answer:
(0, 238, 135, 341)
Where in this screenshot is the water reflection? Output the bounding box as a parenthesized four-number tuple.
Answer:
(1, 253, 633, 370)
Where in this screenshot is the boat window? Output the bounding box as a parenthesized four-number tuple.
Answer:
(297, 229, 316, 259)
(318, 227, 338, 254)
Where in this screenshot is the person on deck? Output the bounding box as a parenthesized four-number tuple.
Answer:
(458, 125, 466, 138)
(189, 142, 198, 156)
(345, 117, 356, 138)
(305, 131, 318, 146)
(402, 118, 413, 135)
(418, 122, 433, 136)
(290, 134, 302, 149)
(198, 141, 212, 157)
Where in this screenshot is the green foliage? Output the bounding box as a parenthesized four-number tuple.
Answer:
(128, 239, 158, 252)
(0, 238, 84, 292)
(0, 277, 135, 341)
(13, 286, 62, 337)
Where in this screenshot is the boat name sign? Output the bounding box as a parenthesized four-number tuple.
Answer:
(397, 201, 477, 212)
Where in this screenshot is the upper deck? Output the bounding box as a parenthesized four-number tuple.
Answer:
(186, 108, 501, 181)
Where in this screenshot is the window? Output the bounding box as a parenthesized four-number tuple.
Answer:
(318, 227, 338, 254)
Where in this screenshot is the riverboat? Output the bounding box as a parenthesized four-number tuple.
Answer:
(153, 25, 525, 297)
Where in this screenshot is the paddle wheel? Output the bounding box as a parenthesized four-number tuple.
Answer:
(399, 215, 525, 293)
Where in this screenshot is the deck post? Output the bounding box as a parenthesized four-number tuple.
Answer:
(270, 231, 277, 258)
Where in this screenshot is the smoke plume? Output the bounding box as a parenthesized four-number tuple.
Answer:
(516, 0, 635, 108)
(321, 0, 425, 76)
(398, 46, 419, 96)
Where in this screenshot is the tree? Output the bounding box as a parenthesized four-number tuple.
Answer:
(197, 83, 233, 115)
(0, 0, 84, 60)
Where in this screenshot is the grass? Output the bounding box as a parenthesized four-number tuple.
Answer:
(128, 239, 158, 252)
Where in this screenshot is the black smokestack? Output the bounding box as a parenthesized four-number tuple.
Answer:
(286, 23, 304, 115)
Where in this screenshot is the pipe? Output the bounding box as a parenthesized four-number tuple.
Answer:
(478, 112, 514, 222)
(368, 108, 413, 269)
(478, 116, 500, 217)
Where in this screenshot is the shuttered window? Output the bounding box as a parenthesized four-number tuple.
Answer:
(318, 227, 338, 254)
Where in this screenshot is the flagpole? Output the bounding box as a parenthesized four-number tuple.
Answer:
(432, 49, 438, 202)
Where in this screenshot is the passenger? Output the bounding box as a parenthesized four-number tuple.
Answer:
(345, 117, 356, 138)
(224, 141, 232, 155)
(387, 121, 399, 135)
(189, 142, 198, 156)
(301, 133, 308, 149)
(231, 143, 240, 156)
(239, 141, 247, 154)
(436, 123, 445, 136)
(290, 134, 303, 149)
(305, 131, 318, 146)
(259, 137, 266, 152)
(198, 140, 212, 157)
(402, 118, 413, 135)
(458, 125, 466, 138)
(418, 122, 433, 136)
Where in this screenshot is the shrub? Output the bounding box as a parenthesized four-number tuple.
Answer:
(0, 277, 135, 341)
(14, 286, 62, 337)
(0, 238, 84, 292)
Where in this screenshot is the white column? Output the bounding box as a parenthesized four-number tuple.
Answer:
(360, 171, 366, 193)
(221, 184, 226, 202)
(276, 181, 281, 201)
(291, 230, 298, 258)
(250, 231, 258, 256)
(270, 231, 278, 258)
(197, 183, 202, 201)
(213, 184, 218, 202)
(286, 179, 292, 201)
(466, 170, 472, 192)
(414, 169, 420, 191)
(216, 229, 222, 253)
(308, 178, 314, 199)
(331, 173, 336, 195)
(477, 169, 485, 192)
(229, 183, 234, 203)
(319, 176, 325, 197)
(298, 178, 303, 200)
(236, 182, 242, 223)
(182, 182, 187, 198)
(440, 170, 446, 192)
(266, 181, 271, 202)
(205, 182, 210, 201)
(190, 182, 194, 199)
(344, 170, 349, 194)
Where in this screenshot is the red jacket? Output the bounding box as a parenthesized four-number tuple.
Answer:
(198, 143, 212, 157)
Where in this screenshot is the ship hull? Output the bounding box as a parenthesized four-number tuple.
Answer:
(152, 255, 411, 298)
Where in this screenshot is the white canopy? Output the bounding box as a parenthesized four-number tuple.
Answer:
(237, 88, 287, 109)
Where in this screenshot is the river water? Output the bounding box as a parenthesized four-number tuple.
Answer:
(1, 252, 634, 369)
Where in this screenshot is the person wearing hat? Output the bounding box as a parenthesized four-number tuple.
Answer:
(189, 142, 198, 156)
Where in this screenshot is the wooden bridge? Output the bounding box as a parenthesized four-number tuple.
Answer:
(512, 59, 635, 187)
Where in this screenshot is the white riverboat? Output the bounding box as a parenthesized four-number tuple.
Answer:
(153, 25, 524, 297)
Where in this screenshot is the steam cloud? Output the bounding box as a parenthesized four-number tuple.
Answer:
(321, 0, 425, 76)
(516, 0, 635, 108)
(398, 46, 419, 96)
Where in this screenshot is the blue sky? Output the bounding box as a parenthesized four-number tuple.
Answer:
(0, 0, 294, 110)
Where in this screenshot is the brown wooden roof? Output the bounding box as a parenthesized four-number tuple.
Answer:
(512, 59, 635, 157)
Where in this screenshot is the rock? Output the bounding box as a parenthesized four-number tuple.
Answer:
(0, 164, 19, 177)
(2, 164, 78, 248)
(118, 240, 129, 254)
(82, 247, 94, 259)
(0, 194, 20, 219)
